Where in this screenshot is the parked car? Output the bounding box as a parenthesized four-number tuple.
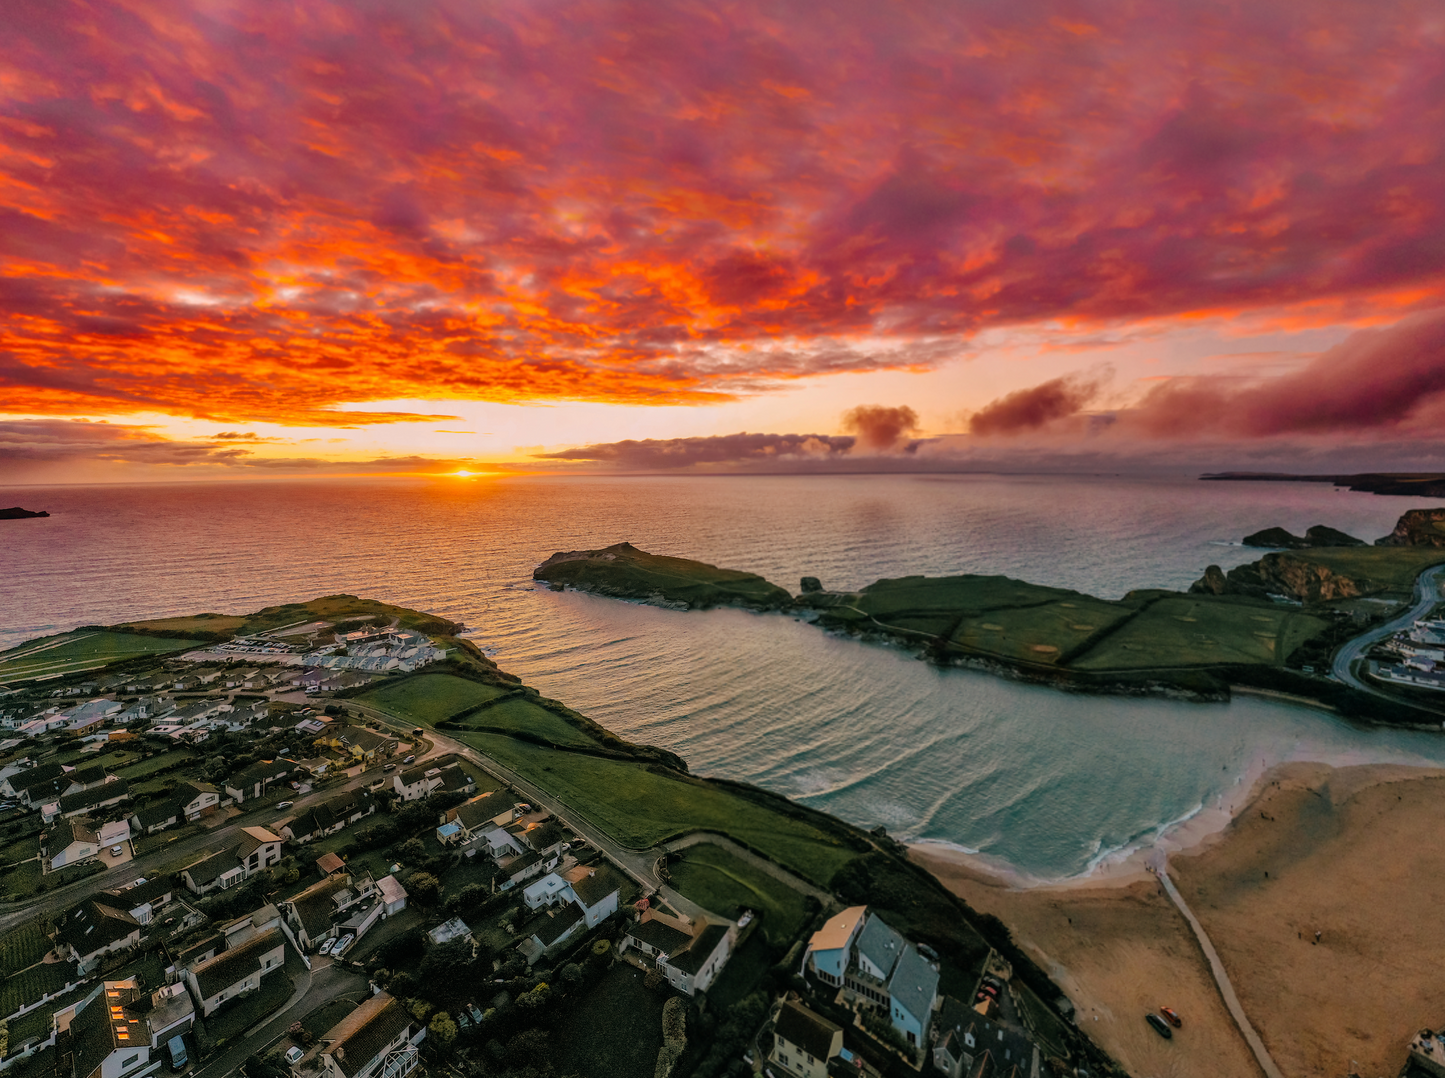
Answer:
(284, 1047, 304, 1065)
(978, 982, 999, 999)
(276, 800, 293, 809)
(1159, 1006, 1182, 1028)
(383, 763, 396, 772)
(402, 754, 416, 764)
(110, 845, 124, 857)
(334, 933, 354, 954)
(1145, 1014, 1173, 1039)
(412, 727, 424, 735)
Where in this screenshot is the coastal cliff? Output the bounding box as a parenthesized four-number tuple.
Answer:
(1191, 552, 1376, 602)
(533, 541, 793, 610)
(1375, 507, 1445, 547)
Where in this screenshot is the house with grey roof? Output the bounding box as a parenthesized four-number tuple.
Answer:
(315, 992, 418, 1078)
(44, 815, 101, 872)
(179, 827, 282, 894)
(59, 979, 159, 1078)
(886, 943, 940, 1050)
(53, 777, 130, 821)
(131, 799, 182, 835)
(623, 913, 736, 997)
(176, 780, 221, 820)
(932, 994, 1037, 1078)
(101, 876, 176, 925)
(222, 760, 292, 803)
(55, 899, 142, 973)
(843, 910, 904, 1010)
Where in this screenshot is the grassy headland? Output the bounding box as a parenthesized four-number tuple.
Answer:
(534, 541, 792, 610)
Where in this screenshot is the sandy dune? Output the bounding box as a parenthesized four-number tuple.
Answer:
(913, 762, 1445, 1078)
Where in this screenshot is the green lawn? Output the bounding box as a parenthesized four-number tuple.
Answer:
(0, 961, 78, 1021)
(355, 674, 509, 725)
(1072, 595, 1331, 670)
(0, 922, 50, 976)
(115, 750, 196, 780)
(552, 964, 665, 1078)
(0, 834, 41, 868)
(667, 844, 810, 948)
(448, 730, 858, 887)
(950, 598, 1138, 665)
(0, 631, 196, 682)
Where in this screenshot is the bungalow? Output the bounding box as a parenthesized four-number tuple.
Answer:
(43, 815, 100, 871)
(176, 780, 221, 821)
(886, 943, 940, 1049)
(66, 699, 122, 731)
(54, 899, 143, 972)
(770, 1000, 844, 1078)
(131, 799, 182, 835)
(53, 777, 130, 821)
(279, 789, 373, 843)
(440, 790, 513, 844)
(7, 761, 70, 806)
(282, 873, 376, 951)
(179, 827, 283, 895)
(60, 980, 162, 1078)
(516, 903, 585, 965)
(101, 876, 175, 925)
(315, 992, 419, 1078)
(184, 928, 286, 1016)
(222, 760, 292, 804)
(324, 726, 397, 763)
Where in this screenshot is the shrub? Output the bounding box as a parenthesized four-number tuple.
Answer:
(407, 871, 441, 906)
(427, 1012, 457, 1048)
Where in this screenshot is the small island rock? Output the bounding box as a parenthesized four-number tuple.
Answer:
(0, 507, 49, 520)
(800, 576, 823, 594)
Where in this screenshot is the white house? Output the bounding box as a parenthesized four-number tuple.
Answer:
(184, 928, 286, 1016)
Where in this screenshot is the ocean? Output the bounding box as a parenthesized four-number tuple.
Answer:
(4, 472, 1445, 880)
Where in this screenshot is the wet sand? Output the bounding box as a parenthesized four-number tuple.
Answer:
(913, 762, 1445, 1078)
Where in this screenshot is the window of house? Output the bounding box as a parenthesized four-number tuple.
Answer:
(122, 1054, 139, 1069)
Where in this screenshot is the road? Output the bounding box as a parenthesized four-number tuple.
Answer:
(1150, 854, 1281, 1078)
(1330, 563, 1445, 694)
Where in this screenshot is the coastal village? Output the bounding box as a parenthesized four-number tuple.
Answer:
(1371, 614, 1445, 692)
(0, 614, 1061, 1078)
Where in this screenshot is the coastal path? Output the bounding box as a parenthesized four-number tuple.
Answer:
(1150, 854, 1283, 1078)
(1331, 563, 1445, 698)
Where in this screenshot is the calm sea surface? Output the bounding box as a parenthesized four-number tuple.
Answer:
(4, 473, 1445, 879)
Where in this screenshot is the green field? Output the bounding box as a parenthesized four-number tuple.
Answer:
(114, 749, 196, 780)
(355, 673, 509, 725)
(1288, 546, 1445, 592)
(951, 597, 1138, 665)
(117, 594, 458, 638)
(447, 729, 858, 887)
(0, 631, 195, 682)
(668, 844, 810, 948)
(1072, 595, 1331, 670)
(450, 696, 601, 748)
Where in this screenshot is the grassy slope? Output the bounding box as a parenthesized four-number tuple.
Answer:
(667, 843, 810, 948)
(441, 728, 857, 887)
(0, 631, 195, 681)
(1284, 546, 1445, 591)
(536, 543, 791, 608)
(117, 593, 461, 636)
(354, 673, 508, 724)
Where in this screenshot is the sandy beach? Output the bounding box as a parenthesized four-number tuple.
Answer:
(913, 761, 1445, 1078)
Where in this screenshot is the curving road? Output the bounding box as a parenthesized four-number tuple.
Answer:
(1330, 563, 1445, 694)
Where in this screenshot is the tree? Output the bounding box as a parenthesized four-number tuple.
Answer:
(408, 871, 441, 906)
(420, 939, 475, 988)
(558, 963, 584, 990)
(427, 1012, 457, 1048)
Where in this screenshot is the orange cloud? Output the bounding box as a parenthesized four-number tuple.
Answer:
(1, 0, 1443, 427)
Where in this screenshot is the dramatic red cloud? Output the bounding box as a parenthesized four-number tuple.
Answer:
(841, 405, 920, 452)
(3, 1, 1445, 424)
(969, 374, 1104, 435)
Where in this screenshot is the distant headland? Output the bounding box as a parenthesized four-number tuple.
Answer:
(0, 507, 49, 519)
(1201, 471, 1445, 498)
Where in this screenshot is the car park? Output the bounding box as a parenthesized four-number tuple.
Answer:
(1146, 1013, 1173, 1039)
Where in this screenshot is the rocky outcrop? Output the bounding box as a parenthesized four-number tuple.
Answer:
(1242, 525, 1363, 548)
(799, 576, 823, 593)
(0, 507, 49, 519)
(1191, 552, 1376, 603)
(1375, 508, 1445, 547)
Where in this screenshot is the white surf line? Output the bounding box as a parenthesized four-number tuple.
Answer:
(1150, 854, 1283, 1078)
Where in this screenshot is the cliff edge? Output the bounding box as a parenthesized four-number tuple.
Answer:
(1375, 507, 1445, 547)
(534, 541, 793, 611)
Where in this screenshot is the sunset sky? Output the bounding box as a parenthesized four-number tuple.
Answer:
(4, 0, 1445, 482)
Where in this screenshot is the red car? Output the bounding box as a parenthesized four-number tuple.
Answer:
(1159, 1006, 1182, 1028)
(977, 983, 999, 999)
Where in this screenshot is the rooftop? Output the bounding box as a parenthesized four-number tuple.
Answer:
(190, 928, 283, 1001)
(774, 1000, 841, 1060)
(854, 911, 904, 979)
(886, 944, 940, 1022)
(322, 993, 412, 1078)
(809, 905, 866, 954)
